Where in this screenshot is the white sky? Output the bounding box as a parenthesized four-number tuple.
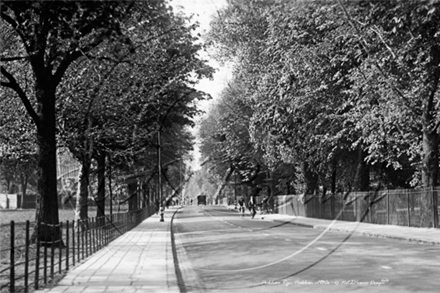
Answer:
(169, 0, 231, 170)
(170, 0, 230, 107)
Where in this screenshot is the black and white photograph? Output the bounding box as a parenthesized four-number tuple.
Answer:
(1, 1, 439, 292)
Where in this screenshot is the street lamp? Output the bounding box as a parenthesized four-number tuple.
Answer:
(158, 130, 164, 222)
(234, 168, 237, 209)
(179, 158, 182, 205)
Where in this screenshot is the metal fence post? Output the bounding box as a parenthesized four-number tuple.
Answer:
(433, 187, 439, 228)
(105, 219, 108, 245)
(44, 238, 48, 284)
(355, 195, 358, 221)
(407, 190, 411, 227)
(92, 218, 96, 254)
(72, 221, 75, 266)
(25, 221, 30, 292)
(331, 194, 335, 219)
(98, 218, 102, 249)
(51, 240, 55, 283)
(367, 191, 373, 224)
(386, 190, 390, 225)
(35, 223, 40, 290)
(88, 219, 91, 256)
(10, 221, 15, 293)
(86, 219, 89, 256)
(319, 196, 322, 219)
(80, 221, 84, 260)
(341, 195, 344, 221)
(59, 222, 62, 274)
(66, 220, 70, 270)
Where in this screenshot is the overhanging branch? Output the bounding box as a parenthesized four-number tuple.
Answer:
(1, 67, 40, 126)
(1, 56, 29, 62)
(336, 0, 420, 118)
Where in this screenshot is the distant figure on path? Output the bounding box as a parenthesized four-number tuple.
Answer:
(249, 185, 262, 219)
(238, 196, 245, 218)
(155, 199, 160, 214)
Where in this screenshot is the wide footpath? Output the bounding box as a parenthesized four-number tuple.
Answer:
(36, 205, 440, 293)
(254, 209, 440, 245)
(35, 207, 181, 293)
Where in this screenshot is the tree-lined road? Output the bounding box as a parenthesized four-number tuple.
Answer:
(173, 206, 440, 293)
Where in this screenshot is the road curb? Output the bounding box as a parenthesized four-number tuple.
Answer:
(170, 208, 186, 292)
(271, 219, 440, 246)
(171, 207, 206, 293)
(227, 205, 440, 245)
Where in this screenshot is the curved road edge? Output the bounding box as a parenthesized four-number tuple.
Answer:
(170, 206, 206, 293)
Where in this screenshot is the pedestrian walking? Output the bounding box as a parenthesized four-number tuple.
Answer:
(155, 199, 160, 214)
(262, 194, 270, 214)
(238, 196, 245, 218)
(248, 198, 257, 219)
(249, 185, 262, 219)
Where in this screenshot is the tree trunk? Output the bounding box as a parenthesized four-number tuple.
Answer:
(143, 183, 147, 208)
(422, 123, 440, 187)
(108, 155, 113, 216)
(20, 172, 28, 209)
(96, 152, 106, 226)
(354, 146, 370, 192)
(420, 54, 440, 227)
(330, 159, 338, 194)
(140, 182, 147, 208)
(7, 179, 15, 193)
(421, 128, 439, 227)
(301, 162, 318, 195)
(75, 159, 91, 231)
(6, 179, 11, 194)
(33, 86, 62, 246)
(127, 179, 138, 211)
(214, 165, 234, 202)
(331, 166, 337, 219)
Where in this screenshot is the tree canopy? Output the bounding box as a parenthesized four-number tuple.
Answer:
(202, 0, 440, 216)
(1, 0, 214, 240)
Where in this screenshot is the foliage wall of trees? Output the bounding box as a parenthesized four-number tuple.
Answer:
(200, 0, 440, 209)
(1, 0, 213, 241)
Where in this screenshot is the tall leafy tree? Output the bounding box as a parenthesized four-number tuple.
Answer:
(56, 2, 213, 220)
(199, 80, 269, 203)
(207, 0, 434, 198)
(337, 0, 440, 225)
(339, 0, 440, 187)
(0, 1, 165, 242)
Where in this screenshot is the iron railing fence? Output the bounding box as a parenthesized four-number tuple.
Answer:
(0, 206, 155, 293)
(274, 188, 439, 228)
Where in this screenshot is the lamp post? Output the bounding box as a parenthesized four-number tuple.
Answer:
(158, 130, 164, 222)
(234, 168, 237, 209)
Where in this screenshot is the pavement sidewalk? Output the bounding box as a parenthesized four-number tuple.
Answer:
(227, 205, 440, 245)
(35, 207, 181, 293)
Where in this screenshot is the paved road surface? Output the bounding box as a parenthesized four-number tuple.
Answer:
(173, 205, 440, 293)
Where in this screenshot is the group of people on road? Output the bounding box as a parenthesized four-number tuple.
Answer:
(237, 185, 271, 219)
